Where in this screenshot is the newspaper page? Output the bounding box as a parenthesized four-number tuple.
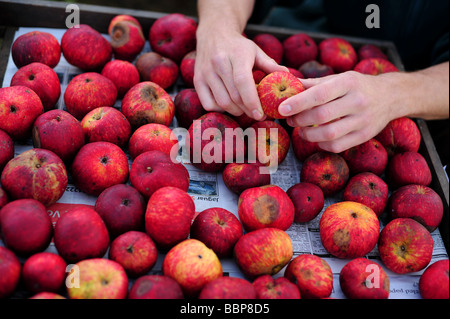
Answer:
(1, 27, 448, 299)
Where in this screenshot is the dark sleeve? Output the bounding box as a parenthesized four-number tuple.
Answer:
(431, 31, 449, 66)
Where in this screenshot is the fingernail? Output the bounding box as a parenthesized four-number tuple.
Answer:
(279, 104, 292, 115)
(252, 109, 264, 120)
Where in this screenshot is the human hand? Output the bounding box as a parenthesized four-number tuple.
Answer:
(194, 30, 288, 120)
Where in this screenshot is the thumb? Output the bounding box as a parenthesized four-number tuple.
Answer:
(254, 47, 288, 74)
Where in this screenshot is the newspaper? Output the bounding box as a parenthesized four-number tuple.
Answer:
(2, 27, 448, 299)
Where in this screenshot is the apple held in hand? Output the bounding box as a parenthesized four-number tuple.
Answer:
(0, 85, 44, 141)
(67, 258, 128, 299)
(136, 52, 179, 89)
(257, 71, 305, 119)
(101, 59, 140, 98)
(61, 24, 112, 71)
(222, 162, 271, 195)
(95, 184, 146, 238)
(22, 252, 67, 294)
(0, 246, 21, 299)
(300, 151, 350, 197)
(343, 172, 389, 218)
(320, 201, 380, 259)
(130, 150, 190, 200)
(162, 239, 223, 297)
(0, 199, 53, 256)
(128, 123, 178, 160)
(32, 109, 85, 164)
(339, 258, 390, 299)
(128, 275, 184, 299)
(121, 81, 175, 129)
(234, 227, 293, 279)
(287, 182, 325, 223)
(81, 106, 131, 148)
(419, 259, 449, 299)
(64, 72, 117, 120)
(378, 218, 434, 274)
(54, 206, 110, 263)
(11, 62, 61, 111)
(319, 38, 357, 73)
(11, 31, 61, 68)
(198, 276, 257, 299)
(238, 185, 295, 232)
(375, 117, 421, 157)
(71, 141, 129, 196)
(190, 207, 243, 258)
(149, 13, 197, 63)
(284, 254, 333, 299)
(145, 186, 195, 249)
(388, 184, 444, 232)
(252, 275, 301, 299)
(109, 231, 158, 278)
(1, 148, 68, 206)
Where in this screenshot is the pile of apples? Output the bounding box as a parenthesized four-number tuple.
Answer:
(0, 12, 447, 300)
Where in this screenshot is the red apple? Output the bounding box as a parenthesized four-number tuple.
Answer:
(299, 60, 335, 78)
(284, 254, 333, 299)
(67, 258, 128, 299)
(64, 72, 117, 120)
(388, 184, 444, 232)
(128, 275, 184, 299)
(94, 184, 146, 238)
(0, 85, 44, 141)
(288, 67, 304, 79)
(174, 88, 207, 129)
(101, 59, 140, 98)
(320, 201, 380, 259)
(300, 151, 350, 196)
(354, 58, 399, 75)
(358, 44, 388, 61)
(22, 252, 67, 294)
(136, 52, 179, 89)
(340, 138, 388, 176)
(0, 246, 21, 299)
(253, 69, 267, 84)
(1, 148, 68, 206)
(29, 292, 66, 299)
(222, 162, 271, 195)
(149, 13, 197, 63)
(109, 230, 158, 278)
(32, 109, 85, 164)
(145, 186, 195, 249)
(0, 129, 14, 173)
(71, 141, 129, 196)
(419, 259, 449, 299)
(11, 62, 61, 111)
(252, 275, 301, 299)
(257, 71, 306, 119)
(339, 258, 390, 299)
(378, 218, 434, 274)
(128, 123, 178, 160)
(130, 150, 190, 200)
(186, 112, 245, 172)
(180, 50, 196, 87)
(121, 81, 175, 129)
(11, 31, 60, 68)
(238, 185, 295, 232)
(287, 182, 325, 223)
(0, 187, 9, 209)
(0, 199, 53, 256)
(61, 24, 112, 71)
(249, 120, 291, 168)
(108, 14, 141, 34)
(234, 227, 293, 279)
(343, 172, 389, 218)
(109, 19, 145, 61)
(190, 207, 243, 258)
(291, 126, 322, 162)
(375, 117, 421, 157)
(162, 238, 223, 297)
(81, 106, 131, 148)
(387, 151, 432, 188)
(319, 38, 357, 73)
(54, 206, 110, 263)
(282, 33, 318, 69)
(254, 33, 283, 64)
(198, 276, 257, 299)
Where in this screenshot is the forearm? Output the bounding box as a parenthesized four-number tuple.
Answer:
(384, 61, 449, 121)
